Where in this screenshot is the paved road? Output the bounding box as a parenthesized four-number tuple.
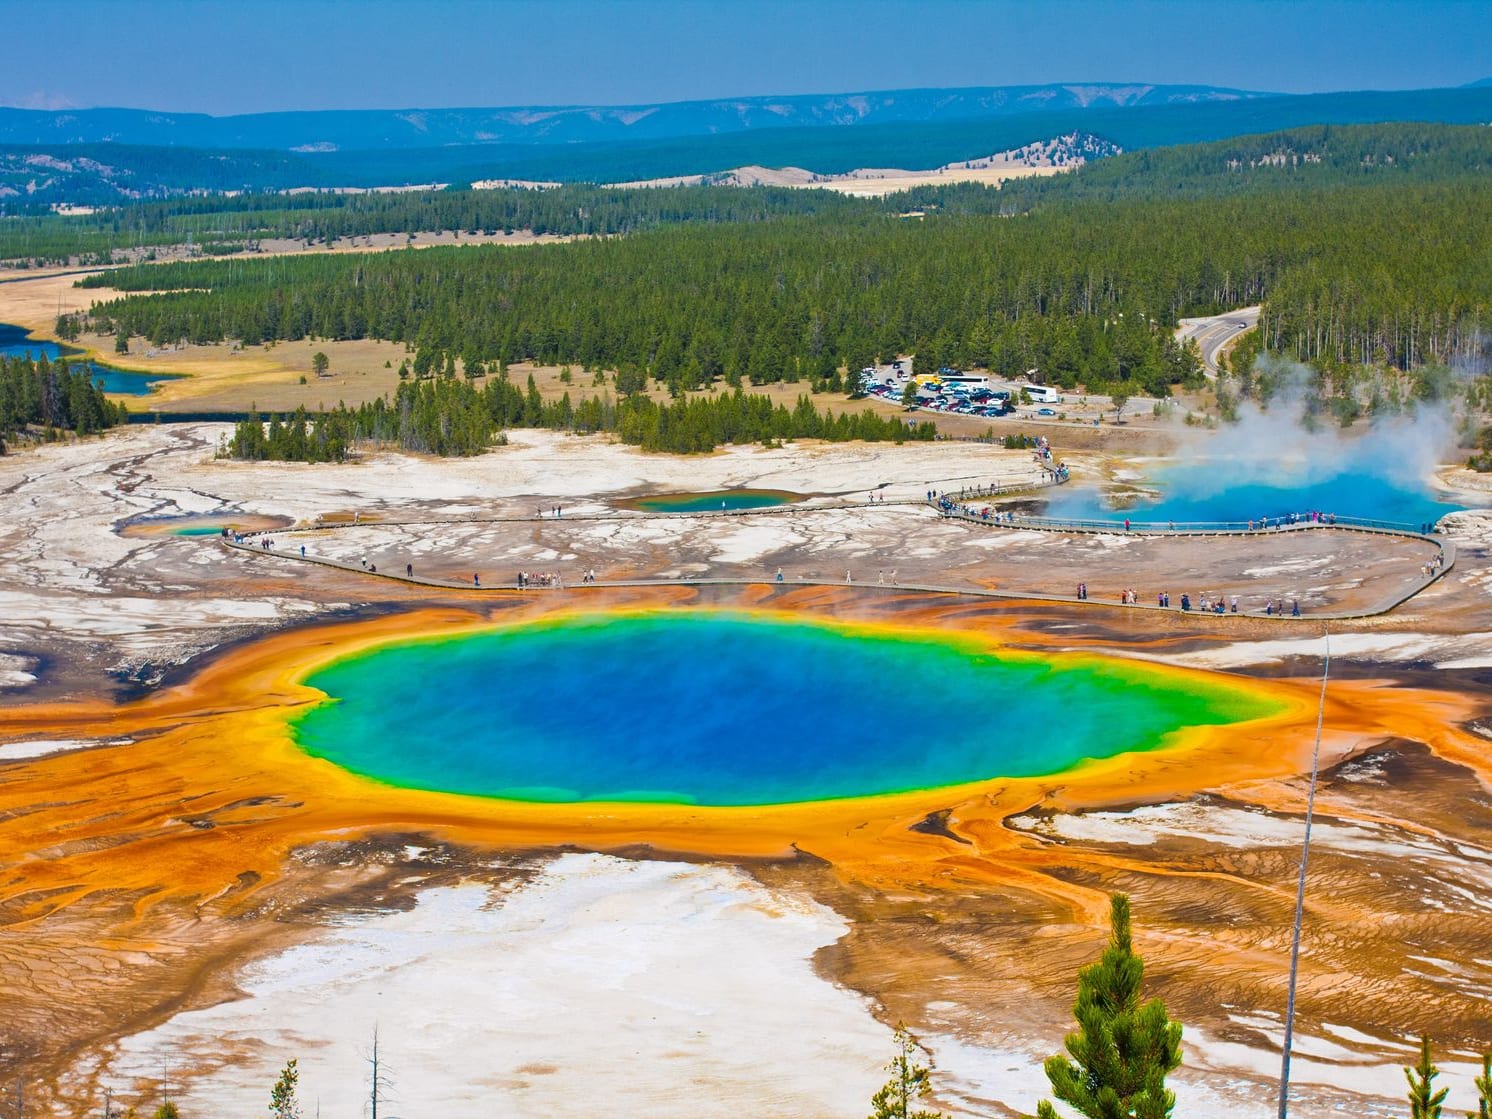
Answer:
(1176, 306, 1260, 378)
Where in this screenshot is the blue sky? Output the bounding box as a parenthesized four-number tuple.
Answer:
(5, 0, 1490, 114)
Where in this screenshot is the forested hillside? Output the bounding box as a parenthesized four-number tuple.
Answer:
(10, 121, 1488, 269)
(0, 144, 322, 214)
(77, 173, 1492, 397)
(0, 183, 864, 267)
(960, 121, 1492, 206)
(302, 86, 1492, 188)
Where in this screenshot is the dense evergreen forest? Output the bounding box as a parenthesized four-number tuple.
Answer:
(923, 121, 1492, 209)
(0, 354, 128, 453)
(9, 122, 1490, 267)
(77, 175, 1492, 395)
(223, 378, 936, 460)
(0, 184, 864, 267)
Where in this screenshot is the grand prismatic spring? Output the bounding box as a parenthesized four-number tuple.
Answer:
(291, 611, 1283, 805)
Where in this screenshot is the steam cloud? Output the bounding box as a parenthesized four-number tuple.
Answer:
(1169, 356, 1459, 496)
(1046, 355, 1471, 522)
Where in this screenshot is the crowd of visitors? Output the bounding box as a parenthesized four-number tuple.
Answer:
(1249, 511, 1337, 530)
(517, 571, 564, 588)
(1085, 583, 1302, 616)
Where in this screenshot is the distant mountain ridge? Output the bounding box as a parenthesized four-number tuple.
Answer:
(4, 84, 1492, 211)
(0, 83, 1269, 150)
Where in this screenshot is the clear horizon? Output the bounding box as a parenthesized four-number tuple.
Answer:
(4, 0, 1489, 116)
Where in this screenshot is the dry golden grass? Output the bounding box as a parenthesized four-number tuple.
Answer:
(800, 164, 1067, 198)
(0, 270, 102, 328)
(615, 162, 1069, 197)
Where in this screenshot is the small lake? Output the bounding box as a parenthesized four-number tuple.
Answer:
(0, 323, 180, 397)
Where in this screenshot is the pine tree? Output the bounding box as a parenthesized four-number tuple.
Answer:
(869, 1026, 943, 1119)
(1406, 1036, 1448, 1119)
(1035, 894, 1182, 1119)
(1471, 1052, 1492, 1119)
(269, 1058, 300, 1119)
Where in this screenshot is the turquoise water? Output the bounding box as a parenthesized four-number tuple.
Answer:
(630, 490, 798, 513)
(0, 322, 178, 396)
(292, 613, 1276, 806)
(1045, 461, 1471, 529)
(174, 525, 229, 536)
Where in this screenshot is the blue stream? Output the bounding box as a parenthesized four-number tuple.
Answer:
(0, 323, 178, 396)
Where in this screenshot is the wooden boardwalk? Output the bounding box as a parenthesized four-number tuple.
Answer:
(220, 492, 1454, 623)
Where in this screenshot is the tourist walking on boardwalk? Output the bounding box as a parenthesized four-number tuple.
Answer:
(473, 573, 480, 587)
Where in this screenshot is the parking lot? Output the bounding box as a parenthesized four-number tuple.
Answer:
(856, 362, 1156, 433)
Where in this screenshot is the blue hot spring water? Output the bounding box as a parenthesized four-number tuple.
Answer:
(630, 490, 799, 513)
(1045, 449, 1474, 528)
(290, 612, 1277, 807)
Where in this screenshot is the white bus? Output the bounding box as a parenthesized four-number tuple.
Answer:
(1021, 384, 1061, 404)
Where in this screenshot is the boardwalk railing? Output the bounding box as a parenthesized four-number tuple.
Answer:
(931, 503, 1428, 536)
(219, 490, 1456, 623)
